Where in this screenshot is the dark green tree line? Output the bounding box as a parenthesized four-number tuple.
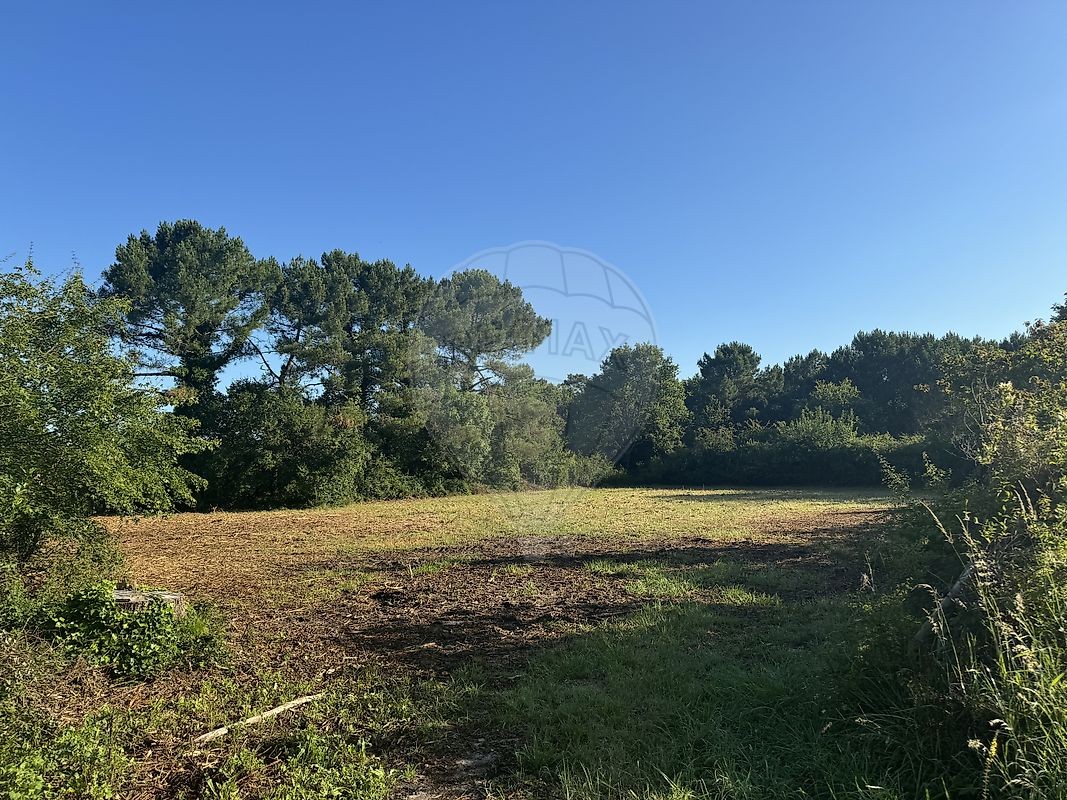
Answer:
(91, 218, 1066, 502)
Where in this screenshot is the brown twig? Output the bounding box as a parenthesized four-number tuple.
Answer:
(192, 693, 325, 745)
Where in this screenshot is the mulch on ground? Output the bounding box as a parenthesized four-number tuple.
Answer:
(101, 499, 892, 798)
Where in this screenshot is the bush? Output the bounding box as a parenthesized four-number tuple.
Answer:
(49, 584, 179, 679)
(356, 456, 429, 500)
(0, 265, 204, 561)
(642, 409, 931, 487)
(846, 319, 1067, 797)
(0, 525, 124, 632)
(43, 583, 223, 679)
(196, 382, 373, 509)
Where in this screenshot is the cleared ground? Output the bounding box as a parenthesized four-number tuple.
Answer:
(116, 487, 890, 618)
(92, 488, 906, 799)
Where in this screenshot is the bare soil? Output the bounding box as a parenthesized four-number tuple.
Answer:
(101, 495, 892, 798)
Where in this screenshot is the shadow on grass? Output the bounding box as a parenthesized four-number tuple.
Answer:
(314, 512, 935, 799)
(497, 599, 877, 799)
(655, 488, 895, 505)
(330, 527, 881, 668)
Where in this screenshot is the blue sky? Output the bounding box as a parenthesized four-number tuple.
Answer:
(4, 2, 1066, 376)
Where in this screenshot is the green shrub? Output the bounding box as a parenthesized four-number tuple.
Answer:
(641, 409, 931, 487)
(44, 584, 224, 680)
(195, 382, 373, 509)
(0, 265, 204, 561)
(1, 528, 124, 634)
(356, 456, 428, 500)
(49, 584, 179, 679)
(844, 319, 1067, 797)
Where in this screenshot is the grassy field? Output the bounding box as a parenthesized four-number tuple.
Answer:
(12, 488, 927, 799)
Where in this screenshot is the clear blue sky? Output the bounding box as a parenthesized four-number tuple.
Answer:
(4, 2, 1066, 375)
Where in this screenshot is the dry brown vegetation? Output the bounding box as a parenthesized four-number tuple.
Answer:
(110, 488, 890, 663)
(54, 488, 898, 798)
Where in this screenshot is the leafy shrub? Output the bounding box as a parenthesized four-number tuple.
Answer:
(0, 265, 204, 560)
(49, 584, 180, 679)
(356, 457, 428, 500)
(643, 409, 930, 486)
(560, 452, 617, 488)
(44, 584, 224, 679)
(1, 527, 124, 634)
(196, 382, 373, 509)
(846, 319, 1067, 797)
(0, 563, 33, 630)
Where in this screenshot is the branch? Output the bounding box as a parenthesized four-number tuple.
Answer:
(192, 693, 324, 745)
(910, 563, 975, 654)
(248, 340, 281, 383)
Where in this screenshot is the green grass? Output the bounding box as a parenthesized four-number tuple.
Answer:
(10, 487, 921, 799)
(585, 557, 803, 601)
(409, 557, 466, 576)
(494, 563, 535, 578)
(498, 599, 891, 799)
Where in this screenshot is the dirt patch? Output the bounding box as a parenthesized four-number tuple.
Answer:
(309, 516, 878, 675)
(104, 494, 894, 798)
(108, 505, 892, 682)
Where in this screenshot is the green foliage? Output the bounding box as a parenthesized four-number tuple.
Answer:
(0, 264, 205, 559)
(82, 217, 1024, 507)
(824, 330, 969, 436)
(0, 529, 123, 637)
(0, 709, 129, 800)
(49, 584, 178, 679)
(356, 456, 430, 500)
(568, 344, 689, 470)
(417, 383, 493, 481)
(310, 250, 432, 405)
(197, 382, 372, 509)
(258, 254, 358, 391)
(941, 319, 1067, 494)
(807, 378, 860, 416)
(836, 318, 1067, 798)
(425, 268, 552, 390)
(650, 408, 928, 487)
(923, 321, 1067, 798)
(100, 220, 278, 397)
(685, 341, 781, 429)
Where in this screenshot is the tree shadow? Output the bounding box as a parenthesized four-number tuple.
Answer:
(655, 488, 896, 505)
(291, 514, 905, 796)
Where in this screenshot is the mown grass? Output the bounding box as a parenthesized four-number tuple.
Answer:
(501, 548, 913, 799)
(6, 488, 920, 798)
(111, 488, 892, 614)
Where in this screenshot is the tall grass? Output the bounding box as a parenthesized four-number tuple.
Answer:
(926, 493, 1067, 798)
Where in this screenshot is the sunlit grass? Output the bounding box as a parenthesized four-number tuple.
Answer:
(115, 487, 891, 613)
(93, 487, 909, 798)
